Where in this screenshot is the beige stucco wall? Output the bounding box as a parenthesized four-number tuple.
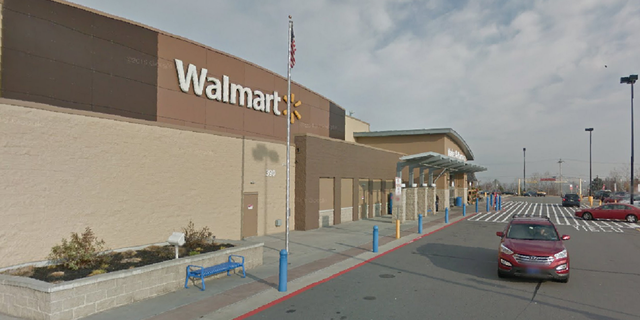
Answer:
(0, 101, 248, 268)
(344, 116, 370, 142)
(241, 139, 294, 236)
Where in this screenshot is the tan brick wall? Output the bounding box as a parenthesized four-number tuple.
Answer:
(241, 139, 295, 236)
(344, 116, 369, 142)
(0, 102, 245, 268)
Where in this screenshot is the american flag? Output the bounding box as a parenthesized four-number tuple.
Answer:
(290, 26, 296, 68)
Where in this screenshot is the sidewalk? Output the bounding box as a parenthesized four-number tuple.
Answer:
(8, 206, 481, 320)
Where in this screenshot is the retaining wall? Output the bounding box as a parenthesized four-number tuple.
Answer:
(0, 243, 263, 320)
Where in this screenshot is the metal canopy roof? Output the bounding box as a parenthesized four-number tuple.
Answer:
(399, 151, 487, 173)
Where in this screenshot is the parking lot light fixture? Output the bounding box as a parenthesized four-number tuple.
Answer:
(585, 128, 593, 197)
(620, 74, 638, 205)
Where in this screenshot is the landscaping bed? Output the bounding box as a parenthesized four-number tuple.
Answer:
(4, 242, 235, 283)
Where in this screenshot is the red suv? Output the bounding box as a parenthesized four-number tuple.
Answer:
(496, 215, 570, 283)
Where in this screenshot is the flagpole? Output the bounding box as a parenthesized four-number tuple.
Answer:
(285, 16, 292, 254)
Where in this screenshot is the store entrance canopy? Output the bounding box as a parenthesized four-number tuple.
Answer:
(396, 151, 487, 186)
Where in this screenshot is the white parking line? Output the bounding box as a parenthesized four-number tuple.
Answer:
(539, 203, 544, 217)
(466, 201, 637, 233)
(503, 202, 528, 222)
(562, 206, 584, 226)
(493, 204, 516, 222)
(480, 207, 507, 221)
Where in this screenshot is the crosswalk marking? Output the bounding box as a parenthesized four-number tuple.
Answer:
(467, 201, 638, 231)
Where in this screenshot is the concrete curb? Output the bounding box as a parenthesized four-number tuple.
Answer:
(207, 213, 471, 320)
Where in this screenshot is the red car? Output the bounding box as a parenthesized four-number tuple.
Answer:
(575, 203, 640, 223)
(603, 192, 628, 203)
(496, 215, 570, 283)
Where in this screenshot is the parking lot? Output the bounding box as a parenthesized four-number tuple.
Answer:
(468, 198, 640, 233)
(238, 197, 640, 319)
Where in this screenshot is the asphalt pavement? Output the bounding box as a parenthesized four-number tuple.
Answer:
(75, 204, 478, 320)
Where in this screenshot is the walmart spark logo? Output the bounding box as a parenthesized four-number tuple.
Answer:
(282, 93, 302, 124)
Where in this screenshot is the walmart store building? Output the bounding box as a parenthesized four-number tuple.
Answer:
(0, 0, 486, 268)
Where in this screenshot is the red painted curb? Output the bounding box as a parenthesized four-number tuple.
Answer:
(233, 215, 471, 320)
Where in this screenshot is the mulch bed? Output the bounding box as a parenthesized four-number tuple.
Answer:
(3, 243, 234, 283)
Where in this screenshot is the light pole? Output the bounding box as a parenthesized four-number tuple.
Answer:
(558, 159, 564, 196)
(585, 128, 593, 196)
(621, 74, 638, 205)
(523, 148, 526, 195)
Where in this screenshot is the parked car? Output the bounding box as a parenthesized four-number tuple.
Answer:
(594, 190, 612, 200)
(575, 203, 640, 223)
(523, 191, 537, 197)
(496, 215, 570, 283)
(536, 191, 547, 197)
(604, 192, 628, 203)
(617, 194, 640, 206)
(562, 193, 581, 207)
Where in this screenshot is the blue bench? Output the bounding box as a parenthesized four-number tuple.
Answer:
(184, 255, 246, 291)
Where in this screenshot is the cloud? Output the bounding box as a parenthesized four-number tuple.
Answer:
(68, 0, 640, 185)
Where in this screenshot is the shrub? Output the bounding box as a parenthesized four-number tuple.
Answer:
(182, 220, 213, 251)
(48, 227, 110, 270)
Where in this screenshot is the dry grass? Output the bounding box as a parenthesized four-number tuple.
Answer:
(2, 266, 35, 277)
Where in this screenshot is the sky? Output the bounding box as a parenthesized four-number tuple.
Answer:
(67, 0, 640, 188)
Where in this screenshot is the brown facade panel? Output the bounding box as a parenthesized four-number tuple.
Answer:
(294, 137, 309, 229)
(244, 106, 276, 137)
(341, 179, 353, 208)
(91, 37, 158, 85)
(5, 0, 157, 56)
(2, 0, 348, 141)
(2, 9, 93, 68)
(158, 34, 207, 67)
(295, 134, 403, 230)
(329, 102, 345, 140)
(204, 100, 245, 131)
(2, 0, 159, 121)
(2, 48, 93, 104)
(4, 0, 95, 35)
(333, 178, 341, 225)
(157, 87, 206, 125)
(355, 135, 444, 155)
(91, 11, 158, 57)
(243, 64, 276, 94)
(205, 50, 247, 86)
(307, 106, 331, 136)
(299, 87, 321, 111)
(92, 73, 157, 121)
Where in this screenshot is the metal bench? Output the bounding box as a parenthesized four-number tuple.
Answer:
(184, 255, 246, 291)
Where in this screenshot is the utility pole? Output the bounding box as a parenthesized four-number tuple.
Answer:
(558, 159, 564, 196)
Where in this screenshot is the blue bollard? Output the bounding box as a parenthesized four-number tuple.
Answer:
(475, 198, 478, 213)
(463, 203, 466, 216)
(445, 207, 449, 223)
(498, 196, 502, 210)
(418, 214, 423, 234)
(486, 198, 490, 212)
(373, 226, 379, 252)
(278, 249, 288, 292)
